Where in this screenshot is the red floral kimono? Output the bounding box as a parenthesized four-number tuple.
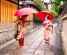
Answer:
(17, 32, 24, 47)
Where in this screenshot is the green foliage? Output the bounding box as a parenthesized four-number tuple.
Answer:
(50, 0, 64, 16)
(50, 4, 60, 16)
(51, 0, 64, 5)
(32, 0, 46, 11)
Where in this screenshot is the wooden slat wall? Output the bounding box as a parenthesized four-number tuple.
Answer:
(0, 0, 1, 22)
(1, 0, 17, 24)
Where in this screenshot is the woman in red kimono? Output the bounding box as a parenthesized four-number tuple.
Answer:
(16, 15, 28, 48)
(17, 31, 24, 48)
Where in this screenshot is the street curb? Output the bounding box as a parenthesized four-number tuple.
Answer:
(0, 39, 16, 50)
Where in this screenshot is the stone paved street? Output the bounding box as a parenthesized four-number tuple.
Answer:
(0, 26, 63, 55)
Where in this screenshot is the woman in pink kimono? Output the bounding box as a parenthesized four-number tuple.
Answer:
(43, 16, 53, 45)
